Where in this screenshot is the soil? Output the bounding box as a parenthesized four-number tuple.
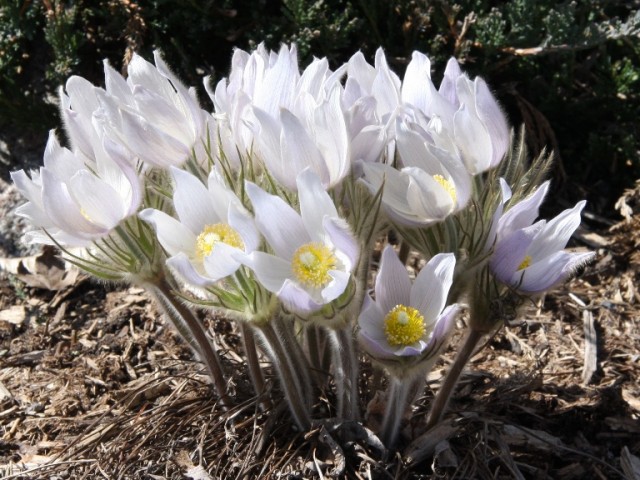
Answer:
(0, 179, 639, 479)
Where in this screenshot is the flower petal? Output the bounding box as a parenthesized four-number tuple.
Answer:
(245, 181, 309, 259)
(167, 252, 213, 287)
(139, 208, 196, 257)
(171, 167, 216, 233)
(411, 252, 456, 324)
(243, 251, 291, 293)
(375, 245, 411, 314)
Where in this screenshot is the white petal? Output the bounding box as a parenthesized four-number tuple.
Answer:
(498, 181, 550, 240)
(139, 208, 196, 257)
(243, 251, 290, 293)
(171, 167, 216, 233)
(411, 253, 456, 324)
(297, 169, 338, 239)
(245, 182, 309, 259)
(167, 252, 213, 287)
(324, 217, 359, 271)
(527, 201, 586, 261)
(68, 170, 127, 229)
(278, 279, 322, 314)
(375, 245, 411, 314)
(202, 243, 244, 281)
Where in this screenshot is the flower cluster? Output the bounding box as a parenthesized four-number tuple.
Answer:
(12, 44, 594, 447)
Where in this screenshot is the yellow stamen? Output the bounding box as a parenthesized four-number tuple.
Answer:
(433, 174, 457, 204)
(291, 242, 336, 288)
(517, 255, 532, 271)
(384, 304, 426, 346)
(195, 223, 244, 259)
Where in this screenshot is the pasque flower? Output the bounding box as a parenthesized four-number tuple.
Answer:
(208, 44, 353, 190)
(359, 113, 472, 226)
(244, 170, 359, 314)
(139, 167, 259, 286)
(358, 245, 458, 359)
(96, 51, 208, 169)
(11, 127, 141, 247)
(489, 180, 595, 293)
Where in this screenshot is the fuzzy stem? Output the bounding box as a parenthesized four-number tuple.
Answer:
(240, 322, 269, 409)
(148, 278, 230, 408)
(328, 326, 360, 421)
(256, 322, 311, 430)
(425, 328, 484, 430)
(305, 325, 328, 386)
(380, 377, 412, 448)
(274, 316, 314, 408)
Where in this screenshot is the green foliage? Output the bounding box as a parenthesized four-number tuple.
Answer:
(0, 0, 638, 211)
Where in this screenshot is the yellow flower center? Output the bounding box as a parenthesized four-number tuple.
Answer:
(291, 242, 336, 288)
(384, 305, 426, 346)
(433, 174, 457, 204)
(195, 223, 244, 259)
(517, 255, 532, 271)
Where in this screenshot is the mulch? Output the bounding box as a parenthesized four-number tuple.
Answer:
(0, 183, 639, 479)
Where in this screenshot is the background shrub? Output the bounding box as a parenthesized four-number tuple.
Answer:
(1, 0, 638, 214)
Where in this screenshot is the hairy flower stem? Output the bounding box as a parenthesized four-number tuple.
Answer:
(425, 328, 484, 430)
(380, 377, 412, 448)
(256, 322, 311, 430)
(240, 322, 269, 409)
(328, 326, 360, 421)
(274, 317, 314, 407)
(147, 278, 230, 408)
(305, 325, 328, 386)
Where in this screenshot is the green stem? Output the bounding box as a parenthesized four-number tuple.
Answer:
(147, 278, 230, 408)
(425, 328, 484, 430)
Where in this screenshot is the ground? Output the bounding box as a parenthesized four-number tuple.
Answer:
(0, 179, 639, 479)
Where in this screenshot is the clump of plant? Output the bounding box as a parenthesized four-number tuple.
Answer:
(11, 43, 594, 453)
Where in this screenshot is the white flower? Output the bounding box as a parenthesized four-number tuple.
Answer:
(139, 167, 259, 286)
(97, 51, 208, 169)
(489, 180, 595, 293)
(358, 245, 458, 359)
(11, 129, 141, 247)
(244, 170, 359, 314)
(207, 43, 353, 189)
(359, 111, 473, 226)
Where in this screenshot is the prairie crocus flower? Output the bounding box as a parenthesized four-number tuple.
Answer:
(11, 129, 142, 247)
(359, 112, 472, 226)
(489, 180, 595, 293)
(244, 170, 359, 315)
(97, 51, 207, 169)
(358, 245, 458, 360)
(207, 43, 351, 181)
(400, 52, 509, 175)
(252, 84, 350, 191)
(139, 167, 259, 286)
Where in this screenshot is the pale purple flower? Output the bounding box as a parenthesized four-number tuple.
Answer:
(358, 246, 458, 359)
(244, 170, 359, 314)
(489, 180, 595, 293)
(139, 167, 259, 286)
